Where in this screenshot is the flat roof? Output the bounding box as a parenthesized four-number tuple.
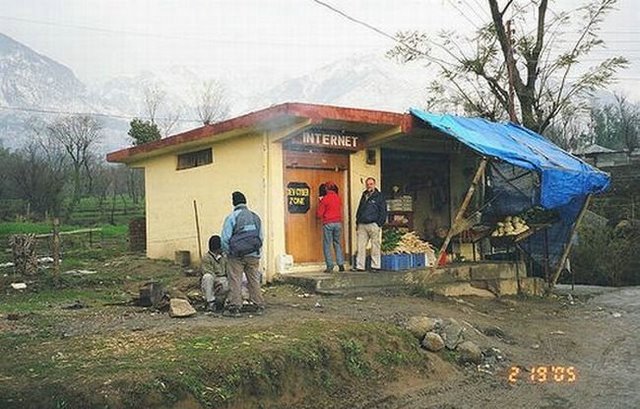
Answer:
(107, 102, 411, 164)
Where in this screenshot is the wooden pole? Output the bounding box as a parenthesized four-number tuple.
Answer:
(550, 195, 592, 287)
(193, 200, 203, 261)
(52, 218, 60, 278)
(436, 158, 488, 265)
(505, 19, 518, 123)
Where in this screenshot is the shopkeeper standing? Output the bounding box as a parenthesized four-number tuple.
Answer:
(354, 177, 387, 272)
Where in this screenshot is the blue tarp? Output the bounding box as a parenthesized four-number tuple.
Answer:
(410, 109, 610, 209)
(410, 109, 611, 277)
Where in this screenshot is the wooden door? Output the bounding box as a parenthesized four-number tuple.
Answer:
(284, 168, 347, 263)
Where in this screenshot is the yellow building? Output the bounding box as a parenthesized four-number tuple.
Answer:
(107, 103, 475, 280)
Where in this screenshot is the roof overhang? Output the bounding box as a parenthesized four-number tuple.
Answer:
(106, 102, 412, 164)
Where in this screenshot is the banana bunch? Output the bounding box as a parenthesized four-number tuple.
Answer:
(389, 231, 434, 254)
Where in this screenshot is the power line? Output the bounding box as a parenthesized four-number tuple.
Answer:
(469, 0, 492, 19)
(0, 105, 202, 123)
(445, 0, 481, 29)
(310, 0, 453, 67)
(0, 15, 378, 49)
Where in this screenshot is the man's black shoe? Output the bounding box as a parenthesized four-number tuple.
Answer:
(223, 306, 242, 318)
(338, 265, 345, 272)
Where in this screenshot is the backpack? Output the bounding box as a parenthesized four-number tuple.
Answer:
(229, 208, 262, 257)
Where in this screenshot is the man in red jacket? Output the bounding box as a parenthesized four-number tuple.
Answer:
(316, 181, 345, 273)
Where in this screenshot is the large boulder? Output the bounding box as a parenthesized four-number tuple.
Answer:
(441, 318, 465, 350)
(169, 298, 197, 318)
(457, 341, 482, 364)
(406, 316, 441, 340)
(421, 332, 445, 352)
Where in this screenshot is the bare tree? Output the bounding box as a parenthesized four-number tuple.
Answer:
(141, 83, 184, 137)
(157, 106, 182, 138)
(590, 93, 640, 151)
(47, 115, 103, 209)
(193, 79, 230, 125)
(544, 103, 590, 152)
(613, 94, 639, 153)
(388, 0, 628, 134)
(143, 84, 166, 124)
(8, 142, 68, 218)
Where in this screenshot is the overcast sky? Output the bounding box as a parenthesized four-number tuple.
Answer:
(1, 0, 639, 97)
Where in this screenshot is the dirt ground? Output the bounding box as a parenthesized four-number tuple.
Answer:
(1, 258, 639, 408)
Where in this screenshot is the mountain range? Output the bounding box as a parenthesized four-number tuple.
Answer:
(0, 33, 432, 154)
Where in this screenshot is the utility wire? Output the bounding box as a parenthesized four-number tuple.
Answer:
(460, 0, 490, 24)
(310, 0, 453, 67)
(469, 0, 492, 19)
(446, 0, 481, 29)
(0, 15, 377, 48)
(0, 104, 202, 123)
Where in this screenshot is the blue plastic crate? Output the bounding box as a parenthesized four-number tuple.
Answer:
(412, 253, 426, 268)
(381, 254, 405, 271)
(398, 253, 412, 270)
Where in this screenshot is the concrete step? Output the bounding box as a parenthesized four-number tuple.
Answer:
(429, 277, 545, 297)
(277, 269, 410, 295)
(276, 261, 537, 297)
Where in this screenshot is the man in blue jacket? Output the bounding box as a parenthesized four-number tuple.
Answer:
(354, 177, 387, 271)
(221, 191, 265, 317)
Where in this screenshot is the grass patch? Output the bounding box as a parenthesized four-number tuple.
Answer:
(0, 288, 128, 314)
(0, 222, 83, 236)
(0, 319, 429, 409)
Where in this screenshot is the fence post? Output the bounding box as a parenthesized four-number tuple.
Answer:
(52, 218, 61, 278)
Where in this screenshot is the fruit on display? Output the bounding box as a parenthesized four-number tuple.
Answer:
(491, 215, 530, 237)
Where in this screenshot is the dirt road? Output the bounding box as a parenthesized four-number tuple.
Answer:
(3, 257, 639, 409)
(374, 286, 640, 409)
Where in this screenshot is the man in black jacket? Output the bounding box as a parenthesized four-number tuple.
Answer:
(354, 177, 387, 271)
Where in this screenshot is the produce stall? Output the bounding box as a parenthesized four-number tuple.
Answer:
(410, 109, 611, 285)
(381, 229, 435, 271)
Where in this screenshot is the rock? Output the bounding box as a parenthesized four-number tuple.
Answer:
(612, 312, 622, 318)
(62, 300, 87, 310)
(62, 270, 97, 276)
(138, 281, 168, 309)
(406, 316, 441, 340)
(483, 325, 505, 338)
(169, 298, 196, 318)
(421, 332, 445, 352)
(186, 290, 203, 303)
(457, 341, 482, 364)
(10, 282, 27, 290)
(483, 347, 505, 365)
(441, 318, 465, 350)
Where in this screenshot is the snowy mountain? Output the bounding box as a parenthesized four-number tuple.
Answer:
(248, 54, 431, 113)
(0, 33, 85, 108)
(0, 33, 129, 151)
(0, 32, 433, 153)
